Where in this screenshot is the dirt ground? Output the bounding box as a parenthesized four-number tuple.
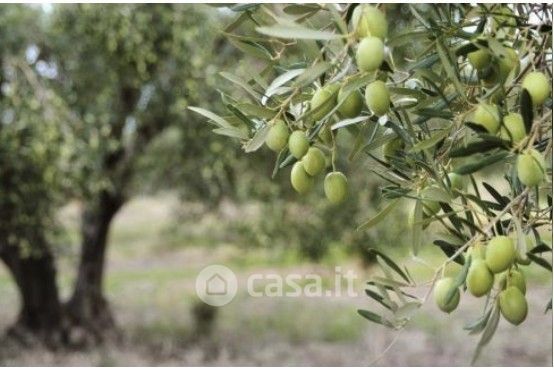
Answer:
(0, 196, 551, 366)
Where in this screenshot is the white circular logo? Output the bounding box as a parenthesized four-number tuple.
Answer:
(195, 264, 237, 307)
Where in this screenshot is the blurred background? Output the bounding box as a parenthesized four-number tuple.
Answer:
(0, 3, 550, 366)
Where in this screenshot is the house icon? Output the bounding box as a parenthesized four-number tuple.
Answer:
(206, 273, 227, 295)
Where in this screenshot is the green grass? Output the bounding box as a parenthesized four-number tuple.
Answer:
(217, 297, 366, 344)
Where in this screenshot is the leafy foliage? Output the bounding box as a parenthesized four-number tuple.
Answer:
(0, 5, 77, 253)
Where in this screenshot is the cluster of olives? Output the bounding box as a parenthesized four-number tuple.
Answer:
(469, 48, 550, 188)
(471, 86, 548, 188)
(468, 43, 520, 86)
(265, 120, 348, 204)
(262, 5, 394, 204)
(352, 5, 391, 117)
(435, 236, 529, 325)
(309, 6, 391, 121)
(472, 71, 550, 135)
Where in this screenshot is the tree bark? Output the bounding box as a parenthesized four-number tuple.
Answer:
(65, 190, 124, 342)
(0, 239, 65, 346)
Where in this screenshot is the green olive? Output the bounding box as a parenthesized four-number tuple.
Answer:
(288, 130, 310, 159)
(499, 286, 528, 325)
(434, 277, 460, 313)
(485, 236, 515, 274)
(265, 120, 289, 152)
(500, 112, 526, 143)
(473, 103, 500, 133)
(466, 258, 494, 297)
(337, 87, 364, 119)
(522, 71, 551, 106)
(310, 84, 339, 121)
(365, 80, 390, 116)
(516, 253, 532, 266)
(468, 49, 491, 70)
(356, 36, 385, 72)
(517, 149, 545, 187)
(302, 147, 326, 176)
(351, 5, 388, 40)
(497, 48, 520, 82)
(499, 269, 527, 294)
(324, 171, 348, 204)
(468, 243, 486, 261)
(481, 48, 519, 86)
(290, 161, 314, 194)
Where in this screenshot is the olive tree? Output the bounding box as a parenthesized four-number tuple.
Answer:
(195, 3, 552, 361)
(41, 4, 225, 339)
(0, 5, 77, 342)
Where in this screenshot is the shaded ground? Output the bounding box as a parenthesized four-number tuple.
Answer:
(0, 195, 551, 366)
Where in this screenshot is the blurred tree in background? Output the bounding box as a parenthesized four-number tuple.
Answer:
(0, 5, 79, 343)
(44, 4, 235, 341)
(0, 4, 246, 345)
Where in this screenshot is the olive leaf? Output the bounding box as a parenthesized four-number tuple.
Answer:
(482, 182, 509, 208)
(365, 288, 393, 310)
(331, 115, 370, 130)
(256, 22, 342, 40)
(369, 248, 412, 284)
(464, 306, 493, 334)
(236, 103, 276, 119)
(409, 129, 450, 153)
(527, 253, 552, 271)
(528, 242, 552, 254)
(293, 62, 331, 88)
(436, 39, 466, 100)
(453, 151, 509, 175)
(263, 69, 305, 104)
(520, 88, 534, 134)
(445, 254, 471, 304)
(226, 37, 273, 60)
(283, 4, 321, 15)
(243, 125, 270, 153)
(212, 127, 248, 140)
(471, 303, 501, 365)
(357, 199, 401, 231)
(220, 72, 262, 100)
(358, 309, 394, 328)
(188, 106, 234, 129)
(450, 138, 507, 157)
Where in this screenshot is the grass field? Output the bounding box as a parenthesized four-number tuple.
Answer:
(0, 194, 551, 366)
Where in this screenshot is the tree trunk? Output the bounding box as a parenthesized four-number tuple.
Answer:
(0, 240, 65, 346)
(65, 190, 124, 343)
